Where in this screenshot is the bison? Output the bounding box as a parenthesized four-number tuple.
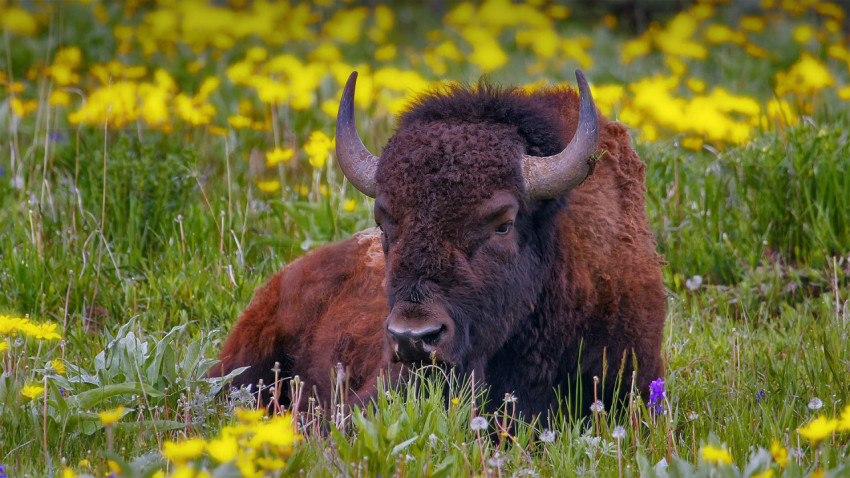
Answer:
(212, 70, 666, 419)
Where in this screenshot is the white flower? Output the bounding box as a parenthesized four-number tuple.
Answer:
(807, 397, 823, 410)
(686, 275, 703, 291)
(539, 429, 556, 443)
(589, 400, 605, 413)
(470, 416, 488, 431)
(612, 426, 626, 440)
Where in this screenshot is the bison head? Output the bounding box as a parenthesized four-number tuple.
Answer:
(335, 71, 598, 380)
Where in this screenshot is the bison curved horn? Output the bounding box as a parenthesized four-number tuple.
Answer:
(336, 71, 379, 198)
(522, 70, 599, 200)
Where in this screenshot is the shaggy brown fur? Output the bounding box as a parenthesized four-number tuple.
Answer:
(213, 83, 666, 418)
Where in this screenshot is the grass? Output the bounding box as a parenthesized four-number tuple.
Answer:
(1, 1, 849, 477)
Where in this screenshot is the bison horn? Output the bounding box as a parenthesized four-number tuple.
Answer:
(336, 71, 379, 198)
(522, 70, 600, 200)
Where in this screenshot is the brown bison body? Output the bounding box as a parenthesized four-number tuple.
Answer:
(214, 72, 666, 418)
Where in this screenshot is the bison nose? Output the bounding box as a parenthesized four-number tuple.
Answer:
(387, 324, 446, 363)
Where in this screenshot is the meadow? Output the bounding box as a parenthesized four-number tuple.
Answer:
(1, 0, 849, 476)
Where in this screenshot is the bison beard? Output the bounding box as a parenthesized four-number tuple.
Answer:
(211, 71, 666, 419)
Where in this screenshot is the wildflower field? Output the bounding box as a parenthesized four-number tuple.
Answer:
(1, 0, 849, 476)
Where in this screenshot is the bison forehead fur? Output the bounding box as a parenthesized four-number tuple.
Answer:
(212, 82, 667, 418)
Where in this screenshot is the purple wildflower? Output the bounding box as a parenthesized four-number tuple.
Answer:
(0, 464, 7, 478)
(756, 390, 765, 403)
(648, 378, 665, 414)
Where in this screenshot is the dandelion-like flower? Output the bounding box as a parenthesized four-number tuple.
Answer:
(162, 438, 206, 465)
(538, 429, 556, 443)
(700, 444, 733, 464)
(470, 416, 488, 431)
(797, 415, 838, 445)
(807, 397, 823, 410)
(770, 439, 788, 467)
(98, 405, 126, 426)
(612, 426, 626, 440)
(21, 384, 45, 400)
(649, 377, 665, 414)
(51, 359, 66, 375)
(685, 275, 703, 290)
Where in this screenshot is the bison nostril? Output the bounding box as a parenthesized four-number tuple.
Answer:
(420, 325, 446, 346)
(387, 324, 447, 362)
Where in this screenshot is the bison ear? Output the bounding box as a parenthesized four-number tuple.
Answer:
(336, 71, 379, 198)
(521, 70, 600, 200)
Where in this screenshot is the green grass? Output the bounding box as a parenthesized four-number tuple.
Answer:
(1, 2, 849, 477)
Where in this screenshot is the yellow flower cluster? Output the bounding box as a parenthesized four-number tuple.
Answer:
(4, 0, 850, 175)
(700, 444, 733, 464)
(157, 409, 301, 477)
(797, 406, 850, 445)
(0, 315, 62, 341)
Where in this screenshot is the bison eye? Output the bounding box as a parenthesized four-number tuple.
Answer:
(494, 221, 513, 236)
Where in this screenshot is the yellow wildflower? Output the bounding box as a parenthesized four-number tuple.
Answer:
(797, 415, 838, 444)
(681, 136, 704, 150)
(620, 34, 651, 64)
(236, 407, 266, 424)
(3, 7, 38, 35)
(256, 180, 281, 193)
(323, 7, 369, 44)
(245, 46, 268, 63)
(208, 126, 229, 137)
(0, 340, 8, 352)
(247, 414, 300, 450)
(703, 24, 746, 45)
(107, 460, 121, 474)
(99, 406, 125, 425)
(744, 43, 768, 58)
(79, 459, 90, 467)
(11, 98, 39, 118)
(228, 115, 253, 129)
(22, 384, 45, 400)
(343, 199, 356, 212)
(463, 26, 508, 72)
(739, 16, 766, 33)
(0, 316, 29, 335)
(51, 359, 66, 375)
(304, 131, 332, 169)
(62, 467, 75, 478)
(207, 435, 238, 463)
(266, 148, 294, 167)
(374, 44, 397, 62)
(700, 444, 733, 464)
(770, 439, 788, 467)
(6, 81, 26, 94)
(162, 438, 206, 465)
(256, 456, 287, 470)
(775, 53, 835, 96)
(22, 322, 62, 340)
(837, 86, 850, 101)
(49, 90, 72, 107)
(792, 24, 813, 43)
(590, 84, 624, 116)
(751, 469, 774, 478)
(686, 78, 706, 94)
(815, 2, 846, 20)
